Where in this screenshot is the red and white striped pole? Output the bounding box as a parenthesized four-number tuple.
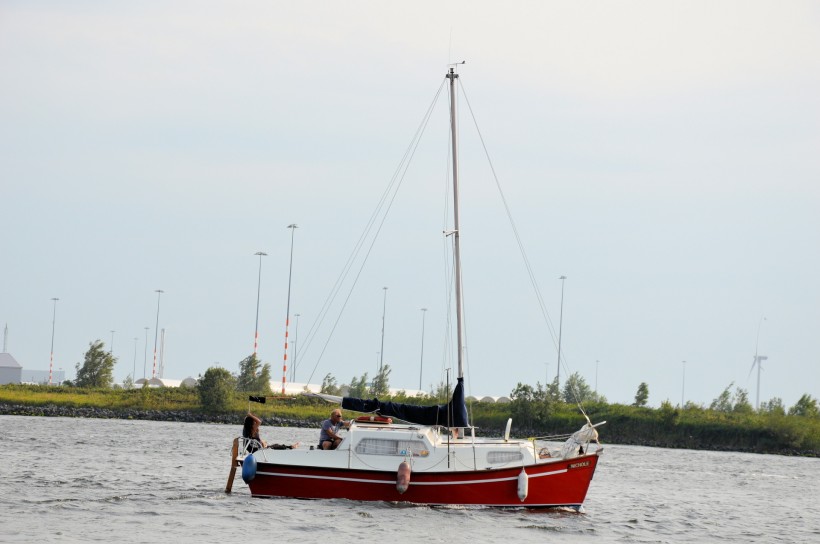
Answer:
(282, 224, 298, 394)
(282, 316, 289, 394)
(152, 289, 163, 379)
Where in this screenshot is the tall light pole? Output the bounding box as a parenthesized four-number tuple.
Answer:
(281, 224, 298, 394)
(48, 297, 59, 385)
(556, 276, 567, 387)
(290, 313, 300, 382)
(110, 330, 115, 354)
(152, 290, 164, 379)
(418, 308, 427, 390)
(681, 360, 686, 408)
(132, 337, 138, 385)
(379, 287, 388, 375)
(253, 251, 267, 356)
(143, 327, 149, 380)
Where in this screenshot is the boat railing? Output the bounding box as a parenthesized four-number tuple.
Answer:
(531, 421, 606, 460)
(236, 436, 262, 457)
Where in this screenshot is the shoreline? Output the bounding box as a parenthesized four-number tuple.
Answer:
(2, 402, 817, 458)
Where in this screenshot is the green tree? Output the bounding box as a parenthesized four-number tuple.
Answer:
(198, 366, 236, 412)
(683, 400, 704, 411)
(348, 373, 369, 398)
(760, 397, 786, 415)
(510, 382, 536, 426)
(321, 373, 341, 395)
(545, 376, 562, 403)
(710, 383, 734, 412)
(122, 374, 135, 390)
(562, 372, 593, 403)
(259, 360, 274, 392)
(732, 387, 754, 414)
(74, 340, 116, 388)
(432, 380, 450, 400)
(659, 399, 680, 426)
(633, 382, 649, 407)
(236, 354, 272, 393)
(789, 394, 819, 418)
(370, 364, 391, 397)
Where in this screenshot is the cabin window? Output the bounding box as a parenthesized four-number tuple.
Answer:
(487, 450, 523, 464)
(355, 438, 428, 457)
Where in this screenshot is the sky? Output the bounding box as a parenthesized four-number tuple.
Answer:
(1, 1, 818, 409)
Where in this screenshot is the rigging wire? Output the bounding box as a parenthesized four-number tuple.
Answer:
(457, 78, 591, 422)
(303, 80, 448, 385)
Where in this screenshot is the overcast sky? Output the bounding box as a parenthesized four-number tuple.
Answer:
(1, 1, 818, 409)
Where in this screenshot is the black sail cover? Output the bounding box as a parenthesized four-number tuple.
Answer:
(342, 377, 469, 428)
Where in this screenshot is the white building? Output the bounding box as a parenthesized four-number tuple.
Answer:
(0, 353, 22, 385)
(134, 376, 198, 388)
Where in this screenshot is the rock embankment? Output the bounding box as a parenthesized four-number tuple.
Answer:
(0, 403, 312, 428)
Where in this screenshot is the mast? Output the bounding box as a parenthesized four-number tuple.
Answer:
(447, 67, 465, 380)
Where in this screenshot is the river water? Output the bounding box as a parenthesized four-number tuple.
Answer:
(1, 415, 817, 543)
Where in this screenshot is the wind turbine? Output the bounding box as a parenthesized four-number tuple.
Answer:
(748, 316, 767, 410)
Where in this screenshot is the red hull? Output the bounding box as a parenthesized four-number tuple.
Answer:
(245, 451, 600, 507)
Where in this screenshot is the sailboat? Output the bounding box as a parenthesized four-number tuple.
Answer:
(232, 68, 604, 508)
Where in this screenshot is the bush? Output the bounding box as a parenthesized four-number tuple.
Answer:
(198, 367, 236, 412)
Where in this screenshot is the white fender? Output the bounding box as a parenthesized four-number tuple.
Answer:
(504, 418, 512, 441)
(517, 468, 528, 502)
(396, 461, 411, 494)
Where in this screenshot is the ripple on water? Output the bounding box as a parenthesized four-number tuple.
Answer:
(1, 417, 817, 544)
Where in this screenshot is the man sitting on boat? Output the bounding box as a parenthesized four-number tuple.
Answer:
(319, 409, 350, 450)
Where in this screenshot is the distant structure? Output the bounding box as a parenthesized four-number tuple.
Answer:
(2, 327, 66, 384)
(466, 395, 512, 404)
(0, 352, 23, 385)
(21, 369, 66, 384)
(749, 354, 768, 410)
(135, 376, 197, 388)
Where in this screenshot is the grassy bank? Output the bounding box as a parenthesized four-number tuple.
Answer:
(2, 384, 818, 456)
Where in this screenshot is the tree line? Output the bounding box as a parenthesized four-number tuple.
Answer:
(66, 340, 820, 429)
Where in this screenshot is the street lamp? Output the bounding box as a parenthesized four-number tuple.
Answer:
(419, 308, 427, 390)
(379, 287, 388, 374)
(681, 360, 686, 408)
(281, 224, 298, 394)
(110, 330, 115, 354)
(49, 297, 59, 385)
(152, 290, 164, 379)
(143, 327, 149, 380)
(132, 337, 138, 385)
(556, 276, 567, 387)
(253, 251, 267, 356)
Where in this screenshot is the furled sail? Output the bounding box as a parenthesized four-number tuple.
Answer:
(342, 377, 469, 428)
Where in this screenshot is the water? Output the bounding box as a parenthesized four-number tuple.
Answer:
(1, 415, 817, 543)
